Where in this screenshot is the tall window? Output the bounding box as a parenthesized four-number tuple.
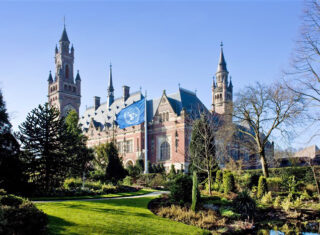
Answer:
(65, 64, 69, 78)
(160, 141, 170, 161)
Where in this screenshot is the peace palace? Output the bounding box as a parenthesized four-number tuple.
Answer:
(47, 26, 274, 172)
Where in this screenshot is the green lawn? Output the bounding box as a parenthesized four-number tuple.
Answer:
(31, 188, 155, 201)
(37, 196, 208, 235)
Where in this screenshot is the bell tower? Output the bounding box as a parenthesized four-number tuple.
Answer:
(48, 25, 81, 117)
(212, 43, 233, 116)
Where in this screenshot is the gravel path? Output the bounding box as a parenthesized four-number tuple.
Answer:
(34, 191, 169, 203)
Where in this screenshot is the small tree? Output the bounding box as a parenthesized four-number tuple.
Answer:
(257, 175, 268, 198)
(95, 142, 127, 184)
(191, 170, 199, 211)
(189, 113, 219, 195)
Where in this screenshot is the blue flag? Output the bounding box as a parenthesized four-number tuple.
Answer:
(116, 98, 145, 129)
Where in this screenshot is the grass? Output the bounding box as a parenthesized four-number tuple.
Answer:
(31, 188, 155, 201)
(36, 196, 208, 235)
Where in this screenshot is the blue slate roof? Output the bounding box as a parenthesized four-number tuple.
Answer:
(80, 87, 208, 131)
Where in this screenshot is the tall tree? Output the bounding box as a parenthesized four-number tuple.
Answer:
(18, 103, 73, 191)
(65, 110, 93, 177)
(233, 82, 304, 177)
(0, 89, 26, 194)
(189, 113, 219, 195)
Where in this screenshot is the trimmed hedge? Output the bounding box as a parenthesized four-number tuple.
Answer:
(223, 172, 235, 194)
(169, 174, 193, 204)
(0, 191, 48, 235)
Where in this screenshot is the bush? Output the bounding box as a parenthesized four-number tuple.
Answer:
(266, 177, 282, 192)
(273, 196, 281, 208)
(257, 176, 268, 198)
(223, 172, 235, 194)
(281, 194, 293, 212)
(215, 170, 223, 191)
(0, 193, 48, 235)
(63, 177, 83, 190)
(260, 191, 273, 205)
(149, 174, 166, 188)
(168, 165, 177, 180)
(122, 176, 133, 186)
(169, 174, 192, 204)
(232, 190, 256, 219)
(0, 194, 23, 207)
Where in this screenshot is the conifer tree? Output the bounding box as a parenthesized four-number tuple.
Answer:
(65, 110, 93, 177)
(18, 103, 73, 191)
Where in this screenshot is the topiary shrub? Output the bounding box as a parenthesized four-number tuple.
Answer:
(232, 190, 256, 220)
(257, 176, 268, 198)
(215, 170, 223, 191)
(0, 194, 23, 207)
(168, 174, 192, 204)
(149, 174, 166, 189)
(191, 170, 199, 211)
(223, 171, 235, 194)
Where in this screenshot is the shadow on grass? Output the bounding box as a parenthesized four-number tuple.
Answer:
(47, 215, 77, 235)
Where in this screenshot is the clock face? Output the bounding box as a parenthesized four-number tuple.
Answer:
(63, 104, 75, 116)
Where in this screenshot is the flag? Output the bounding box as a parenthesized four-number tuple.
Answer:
(116, 98, 145, 129)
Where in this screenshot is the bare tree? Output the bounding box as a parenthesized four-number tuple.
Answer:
(233, 82, 304, 177)
(285, 0, 320, 135)
(189, 112, 220, 195)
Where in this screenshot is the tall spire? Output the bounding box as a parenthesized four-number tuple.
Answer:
(217, 42, 227, 73)
(107, 63, 114, 106)
(59, 18, 70, 43)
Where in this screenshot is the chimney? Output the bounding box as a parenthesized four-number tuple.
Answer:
(123, 86, 130, 101)
(94, 96, 100, 110)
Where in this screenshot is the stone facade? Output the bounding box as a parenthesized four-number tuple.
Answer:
(48, 26, 81, 116)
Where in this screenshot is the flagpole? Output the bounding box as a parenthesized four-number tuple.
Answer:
(144, 90, 149, 174)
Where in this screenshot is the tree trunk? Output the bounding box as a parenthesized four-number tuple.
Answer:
(260, 150, 269, 178)
(208, 170, 212, 195)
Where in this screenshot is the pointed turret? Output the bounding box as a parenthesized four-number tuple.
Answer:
(48, 71, 53, 83)
(217, 42, 228, 73)
(75, 70, 81, 81)
(229, 76, 233, 90)
(59, 25, 70, 43)
(107, 63, 114, 107)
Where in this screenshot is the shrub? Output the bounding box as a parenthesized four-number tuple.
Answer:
(191, 171, 199, 211)
(0, 194, 23, 207)
(219, 207, 240, 219)
(215, 170, 223, 190)
(238, 173, 251, 190)
(0, 193, 48, 235)
(122, 176, 133, 186)
(168, 165, 177, 180)
(273, 196, 281, 208)
(149, 174, 166, 188)
(232, 190, 256, 219)
(261, 191, 273, 205)
(257, 176, 268, 198)
(169, 174, 192, 204)
(281, 194, 292, 212)
(266, 177, 282, 192)
(223, 172, 235, 194)
(248, 174, 260, 189)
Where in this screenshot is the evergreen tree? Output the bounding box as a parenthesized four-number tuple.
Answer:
(104, 142, 127, 184)
(0, 89, 27, 194)
(65, 110, 94, 177)
(18, 103, 73, 191)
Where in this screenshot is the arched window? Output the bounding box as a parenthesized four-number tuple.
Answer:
(65, 64, 69, 78)
(160, 141, 170, 161)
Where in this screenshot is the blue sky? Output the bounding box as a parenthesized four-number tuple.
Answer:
(0, 0, 309, 148)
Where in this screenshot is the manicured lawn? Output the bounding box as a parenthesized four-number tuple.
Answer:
(37, 196, 208, 235)
(31, 188, 155, 201)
